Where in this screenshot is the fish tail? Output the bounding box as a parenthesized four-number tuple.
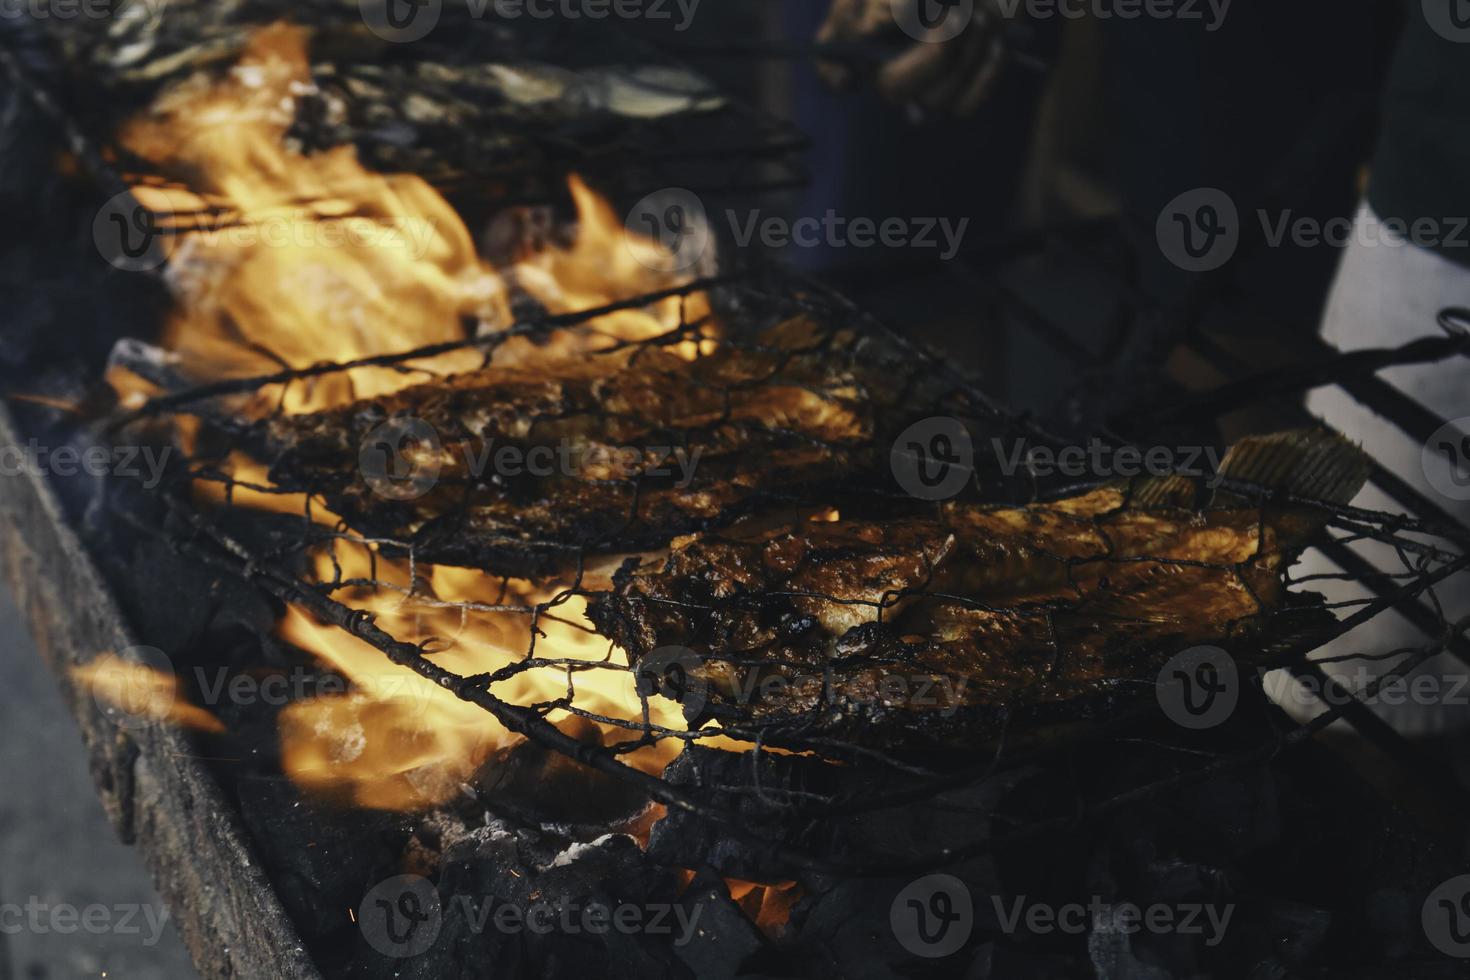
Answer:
(1124, 427, 1371, 515)
(1208, 427, 1370, 509)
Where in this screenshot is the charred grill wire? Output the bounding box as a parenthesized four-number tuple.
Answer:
(106, 273, 1470, 871)
(9, 3, 1470, 972)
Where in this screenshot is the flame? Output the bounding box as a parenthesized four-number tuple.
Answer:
(117, 23, 708, 416)
(105, 24, 723, 810)
(276, 543, 686, 810)
(74, 653, 226, 733)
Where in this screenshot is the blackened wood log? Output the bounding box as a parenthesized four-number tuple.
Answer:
(0, 403, 321, 980)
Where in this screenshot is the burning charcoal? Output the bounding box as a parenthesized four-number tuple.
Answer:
(467, 716, 650, 828)
(668, 870, 765, 980)
(234, 775, 417, 965)
(365, 827, 689, 979)
(647, 746, 841, 882)
(787, 876, 992, 980)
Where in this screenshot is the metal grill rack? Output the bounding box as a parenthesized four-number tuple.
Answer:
(102, 260, 1470, 875)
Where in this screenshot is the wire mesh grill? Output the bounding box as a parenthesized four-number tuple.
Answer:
(103, 265, 1470, 874)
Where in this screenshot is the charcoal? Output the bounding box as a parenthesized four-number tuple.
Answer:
(367, 826, 690, 980)
(646, 746, 841, 882)
(668, 871, 766, 980)
(234, 775, 417, 966)
(467, 716, 655, 829)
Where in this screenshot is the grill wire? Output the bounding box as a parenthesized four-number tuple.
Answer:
(107, 269, 1470, 876)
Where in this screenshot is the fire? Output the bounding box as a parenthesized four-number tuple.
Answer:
(73, 653, 225, 733)
(276, 543, 686, 810)
(89, 23, 723, 811)
(115, 23, 708, 416)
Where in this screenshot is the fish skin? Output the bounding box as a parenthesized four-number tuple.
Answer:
(589, 431, 1370, 748)
(261, 318, 939, 575)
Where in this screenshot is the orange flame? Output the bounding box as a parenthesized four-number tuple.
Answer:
(117, 23, 709, 416)
(100, 23, 722, 811)
(276, 544, 687, 810)
(74, 653, 226, 733)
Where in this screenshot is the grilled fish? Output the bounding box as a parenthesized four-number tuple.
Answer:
(264, 317, 949, 575)
(588, 430, 1371, 747)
